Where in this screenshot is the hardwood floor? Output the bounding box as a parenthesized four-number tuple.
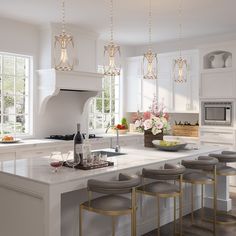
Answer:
(143, 192, 236, 236)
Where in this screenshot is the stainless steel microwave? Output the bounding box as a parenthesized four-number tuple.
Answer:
(201, 102, 232, 126)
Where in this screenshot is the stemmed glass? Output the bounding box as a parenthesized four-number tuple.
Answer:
(65, 151, 80, 169)
(50, 151, 63, 172)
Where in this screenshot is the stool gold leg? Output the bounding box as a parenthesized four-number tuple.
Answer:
(179, 193, 183, 236)
(201, 184, 204, 221)
(112, 216, 116, 236)
(79, 205, 82, 236)
(131, 188, 136, 236)
(174, 197, 176, 235)
(191, 184, 194, 224)
(213, 168, 217, 236)
(157, 196, 160, 236)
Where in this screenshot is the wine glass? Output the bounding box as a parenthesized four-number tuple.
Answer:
(50, 151, 63, 172)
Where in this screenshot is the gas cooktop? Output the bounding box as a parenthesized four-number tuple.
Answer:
(45, 134, 102, 141)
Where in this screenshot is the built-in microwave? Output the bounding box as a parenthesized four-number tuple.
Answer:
(201, 102, 232, 126)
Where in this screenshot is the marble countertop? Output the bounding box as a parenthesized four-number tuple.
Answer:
(0, 133, 143, 152)
(0, 145, 224, 186)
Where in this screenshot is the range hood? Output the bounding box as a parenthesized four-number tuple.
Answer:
(38, 69, 103, 113)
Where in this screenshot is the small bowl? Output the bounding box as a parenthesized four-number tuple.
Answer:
(152, 140, 187, 152)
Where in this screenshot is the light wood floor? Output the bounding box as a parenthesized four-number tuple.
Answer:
(144, 192, 236, 236)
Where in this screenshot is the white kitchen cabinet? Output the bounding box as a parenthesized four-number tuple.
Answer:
(199, 41, 236, 99)
(125, 50, 199, 113)
(125, 57, 142, 112)
(200, 69, 236, 98)
(142, 78, 157, 111)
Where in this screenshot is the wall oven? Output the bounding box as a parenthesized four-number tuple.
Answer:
(202, 102, 232, 126)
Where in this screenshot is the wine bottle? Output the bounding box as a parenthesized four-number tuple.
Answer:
(73, 123, 84, 165)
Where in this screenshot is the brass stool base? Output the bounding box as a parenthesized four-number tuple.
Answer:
(203, 211, 236, 225)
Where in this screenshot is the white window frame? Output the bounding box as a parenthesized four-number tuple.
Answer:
(0, 52, 33, 138)
(89, 66, 121, 133)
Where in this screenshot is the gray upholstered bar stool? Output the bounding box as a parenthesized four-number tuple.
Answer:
(136, 163, 185, 236)
(79, 173, 140, 236)
(181, 156, 218, 236)
(208, 151, 236, 224)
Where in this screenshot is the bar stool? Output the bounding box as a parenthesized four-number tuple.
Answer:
(208, 151, 236, 224)
(136, 163, 185, 236)
(79, 173, 140, 236)
(181, 156, 218, 236)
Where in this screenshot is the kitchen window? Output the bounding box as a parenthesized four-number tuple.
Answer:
(89, 66, 120, 131)
(0, 52, 31, 136)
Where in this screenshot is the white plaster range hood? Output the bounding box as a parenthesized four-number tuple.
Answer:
(38, 69, 103, 113)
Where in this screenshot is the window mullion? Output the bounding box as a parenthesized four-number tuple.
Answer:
(0, 55, 3, 136)
(13, 57, 16, 135)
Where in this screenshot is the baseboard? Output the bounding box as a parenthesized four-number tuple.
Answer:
(204, 196, 232, 212)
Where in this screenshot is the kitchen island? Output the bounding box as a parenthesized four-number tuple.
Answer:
(0, 145, 230, 236)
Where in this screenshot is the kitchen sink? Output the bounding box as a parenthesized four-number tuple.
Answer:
(92, 150, 126, 157)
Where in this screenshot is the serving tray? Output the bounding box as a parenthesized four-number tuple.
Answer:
(63, 161, 114, 170)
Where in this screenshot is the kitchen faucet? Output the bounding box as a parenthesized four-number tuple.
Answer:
(105, 124, 120, 153)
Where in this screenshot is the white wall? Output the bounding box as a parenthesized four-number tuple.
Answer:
(133, 32, 236, 55)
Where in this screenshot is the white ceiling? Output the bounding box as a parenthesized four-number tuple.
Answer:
(1, 0, 236, 45)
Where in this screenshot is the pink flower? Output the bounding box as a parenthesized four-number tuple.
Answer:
(143, 112, 151, 120)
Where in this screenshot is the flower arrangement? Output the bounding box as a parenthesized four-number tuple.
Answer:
(133, 96, 170, 135)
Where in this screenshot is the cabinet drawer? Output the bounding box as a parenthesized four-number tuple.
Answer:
(200, 131, 234, 144)
(200, 141, 233, 148)
(17, 148, 56, 159)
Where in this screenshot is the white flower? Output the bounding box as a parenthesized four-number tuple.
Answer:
(152, 116, 161, 124)
(152, 127, 162, 135)
(143, 119, 152, 130)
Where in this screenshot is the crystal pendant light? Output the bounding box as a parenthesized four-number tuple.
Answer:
(143, 0, 157, 80)
(173, 0, 188, 83)
(104, 0, 121, 77)
(54, 0, 74, 71)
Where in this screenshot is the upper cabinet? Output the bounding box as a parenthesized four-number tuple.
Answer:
(199, 41, 236, 99)
(125, 50, 199, 113)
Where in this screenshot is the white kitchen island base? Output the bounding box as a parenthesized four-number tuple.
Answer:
(0, 146, 230, 236)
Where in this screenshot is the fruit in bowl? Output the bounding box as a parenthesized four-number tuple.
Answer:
(2, 135, 14, 142)
(152, 140, 187, 151)
(113, 124, 128, 134)
(159, 140, 180, 146)
(116, 124, 127, 130)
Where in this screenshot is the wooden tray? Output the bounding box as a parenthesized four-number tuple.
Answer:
(63, 161, 114, 170)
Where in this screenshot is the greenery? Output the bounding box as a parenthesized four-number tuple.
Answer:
(121, 117, 128, 129)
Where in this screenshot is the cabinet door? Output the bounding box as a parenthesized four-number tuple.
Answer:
(142, 78, 157, 111)
(126, 57, 142, 77)
(173, 76, 191, 112)
(126, 75, 142, 112)
(201, 70, 235, 98)
(126, 57, 142, 112)
(157, 74, 172, 111)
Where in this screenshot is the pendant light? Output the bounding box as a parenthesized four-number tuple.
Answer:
(173, 0, 188, 83)
(103, 0, 121, 77)
(54, 0, 74, 71)
(143, 0, 157, 80)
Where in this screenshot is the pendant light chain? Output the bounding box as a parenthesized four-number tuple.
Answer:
(149, 0, 152, 50)
(178, 0, 183, 56)
(62, 0, 66, 34)
(110, 0, 114, 43)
